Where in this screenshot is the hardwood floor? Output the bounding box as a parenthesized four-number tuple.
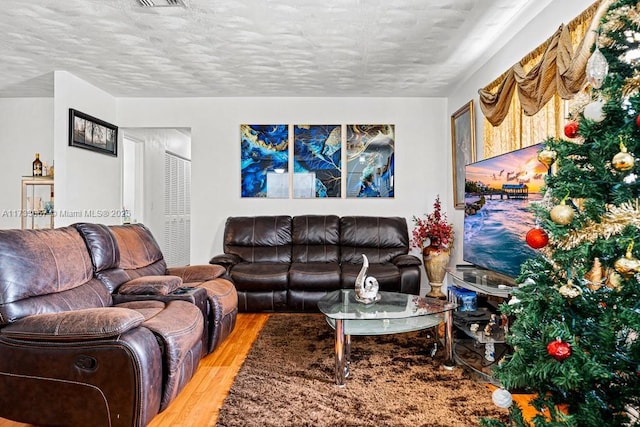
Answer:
(0, 313, 269, 427)
(0, 313, 537, 426)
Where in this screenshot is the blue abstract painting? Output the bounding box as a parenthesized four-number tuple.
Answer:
(346, 125, 395, 198)
(293, 125, 341, 198)
(241, 124, 289, 198)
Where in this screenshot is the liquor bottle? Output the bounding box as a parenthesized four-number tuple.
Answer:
(32, 153, 42, 176)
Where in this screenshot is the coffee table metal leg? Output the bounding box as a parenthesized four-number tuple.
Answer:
(443, 303, 455, 369)
(345, 334, 351, 370)
(334, 319, 347, 386)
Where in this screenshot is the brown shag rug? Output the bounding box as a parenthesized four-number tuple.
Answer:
(216, 314, 508, 427)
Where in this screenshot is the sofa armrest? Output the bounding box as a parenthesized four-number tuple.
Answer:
(117, 275, 183, 295)
(392, 254, 422, 267)
(0, 307, 145, 342)
(167, 264, 226, 282)
(209, 253, 242, 269)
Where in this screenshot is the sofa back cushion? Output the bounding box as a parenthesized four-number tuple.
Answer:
(292, 215, 340, 263)
(0, 227, 112, 324)
(339, 216, 410, 264)
(109, 224, 167, 276)
(74, 223, 120, 272)
(224, 216, 292, 263)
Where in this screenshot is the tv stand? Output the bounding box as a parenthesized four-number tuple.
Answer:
(448, 265, 514, 298)
(446, 265, 514, 384)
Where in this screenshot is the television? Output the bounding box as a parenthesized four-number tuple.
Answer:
(463, 143, 547, 280)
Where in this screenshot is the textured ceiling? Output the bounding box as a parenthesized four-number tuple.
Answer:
(0, 0, 548, 98)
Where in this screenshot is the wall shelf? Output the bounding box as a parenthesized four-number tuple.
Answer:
(21, 176, 54, 229)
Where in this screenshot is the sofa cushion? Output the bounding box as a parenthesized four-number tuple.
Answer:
(109, 224, 167, 272)
(137, 300, 204, 410)
(118, 275, 183, 296)
(0, 227, 94, 306)
(116, 300, 166, 320)
(230, 262, 289, 291)
(341, 262, 402, 291)
(0, 307, 145, 341)
(340, 216, 410, 263)
(73, 223, 120, 272)
(292, 215, 340, 263)
(289, 262, 342, 290)
(167, 264, 226, 282)
(223, 216, 292, 262)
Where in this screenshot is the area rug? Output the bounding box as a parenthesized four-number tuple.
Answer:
(216, 314, 508, 427)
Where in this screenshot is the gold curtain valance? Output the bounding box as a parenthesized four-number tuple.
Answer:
(478, 0, 612, 127)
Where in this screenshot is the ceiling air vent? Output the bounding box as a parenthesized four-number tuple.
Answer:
(137, 0, 187, 7)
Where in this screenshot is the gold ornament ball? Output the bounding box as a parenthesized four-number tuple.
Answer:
(614, 254, 640, 278)
(550, 204, 575, 225)
(537, 148, 557, 169)
(559, 281, 582, 300)
(612, 151, 635, 171)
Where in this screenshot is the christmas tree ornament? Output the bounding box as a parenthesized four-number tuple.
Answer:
(612, 141, 635, 171)
(550, 194, 575, 225)
(491, 388, 513, 409)
(624, 173, 638, 184)
(636, 113, 640, 127)
(584, 100, 605, 122)
(586, 44, 609, 89)
(563, 121, 579, 138)
(584, 257, 604, 291)
(547, 338, 572, 362)
(526, 227, 549, 249)
(537, 147, 557, 169)
(614, 242, 640, 278)
(507, 295, 522, 313)
(606, 268, 623, 291)
(559, 279, 582, 300)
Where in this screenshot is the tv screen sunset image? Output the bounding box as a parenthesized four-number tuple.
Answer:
(463, 143, 547, 279)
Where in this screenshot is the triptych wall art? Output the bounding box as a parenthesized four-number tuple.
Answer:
(240, 124, 395, 199)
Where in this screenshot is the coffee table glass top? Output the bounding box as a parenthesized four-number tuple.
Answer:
(318, 290, 455, 320)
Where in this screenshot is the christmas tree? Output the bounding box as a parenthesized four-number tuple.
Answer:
(481, 1, 640, 426)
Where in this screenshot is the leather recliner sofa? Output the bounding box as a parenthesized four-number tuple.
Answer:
(74, 222, 238, 355)
(0, 226, 205, 427)
(210, 215, 422, 311)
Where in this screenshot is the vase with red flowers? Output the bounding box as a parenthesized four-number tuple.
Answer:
(411, 195, 454, 298)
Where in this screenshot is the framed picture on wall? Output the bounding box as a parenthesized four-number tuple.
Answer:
(451, 100, 476, 209)
(69, 109, 118, 157)
(240, 124, 289, 198)
(346, 124, 395, 198)
(293, 124, 341, 198)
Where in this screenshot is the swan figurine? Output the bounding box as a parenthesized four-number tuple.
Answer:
(354, 254, 380, 304)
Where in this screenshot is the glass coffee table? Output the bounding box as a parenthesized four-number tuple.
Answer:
(318, 289, 457, 386)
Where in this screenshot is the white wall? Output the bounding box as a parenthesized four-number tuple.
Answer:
(446, 0, 597, 266)
(117, 97, 449, 289)
(0, 98, 53, 229)
(53, 71, 121, 226)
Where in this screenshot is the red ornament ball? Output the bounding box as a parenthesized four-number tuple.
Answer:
(636, 114, 640, 128)
(547, 338, 572, 362)
(564, 121, 579, 138)
(526, 228, 549, 249)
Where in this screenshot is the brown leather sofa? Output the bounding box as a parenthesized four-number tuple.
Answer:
(74, 222, 238, 355)
(210, 215, 422, 311)
(0, 226, 205, 427)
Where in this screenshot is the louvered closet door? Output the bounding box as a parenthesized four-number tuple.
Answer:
(164, 152, 191, 267)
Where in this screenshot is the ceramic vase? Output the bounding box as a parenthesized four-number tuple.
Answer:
(423, 248, 450, 298)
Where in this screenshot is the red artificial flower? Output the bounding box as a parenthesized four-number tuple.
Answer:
(411, 195, 454, 253)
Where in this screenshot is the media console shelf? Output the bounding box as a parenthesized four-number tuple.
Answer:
(446, 265, 514, 384)
(447, 265, 514, 298)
